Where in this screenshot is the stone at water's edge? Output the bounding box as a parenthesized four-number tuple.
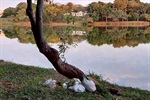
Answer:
(82, 76, 96, 92)
(44, 78, 97, 93)
(63, 78, 85, 92)
(43, 78, 57, 88)
(91, 21, 150, 27)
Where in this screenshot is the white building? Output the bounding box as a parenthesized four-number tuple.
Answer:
(72, 31, 86, 35)
(64, 11, 87, 17)
(74, 11, 87, 17)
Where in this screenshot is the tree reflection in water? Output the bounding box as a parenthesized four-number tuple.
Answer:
(87, 27, 150, 47)
(2, 26, 150, 49)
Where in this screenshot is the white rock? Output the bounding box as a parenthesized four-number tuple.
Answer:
(69, 83, 85, 92)
(82, 77, 96, 92)
(43, 78, 56, 88)
(62, 78, 85, 92)
(62, 83, 67, 89)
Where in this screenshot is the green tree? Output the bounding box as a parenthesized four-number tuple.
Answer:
(16, 2, 27, 11)
(145, 4, 150, 14)
(128, 12, 140, 21)
(12, 2, 30, 22)
(53, 11, 64, 22)
(87, 2, 104, 21)
(118, 10, 128, 21)
(1, 7, 16, 18)
(101, 4, 113, 22)
(15, 9, 29, 22)
(67, 2, 73, 12)
(140, 14, 150, 21)
(43, 4, 66, 22)
(114, 0, 128, 11)
(64, 14, 72, 24)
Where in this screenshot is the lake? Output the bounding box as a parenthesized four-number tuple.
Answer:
(0, 26, 150, 91)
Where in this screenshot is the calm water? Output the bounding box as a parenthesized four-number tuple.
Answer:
(0, 26, 150, 91)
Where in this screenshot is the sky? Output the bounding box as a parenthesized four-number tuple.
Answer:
(0, 0, 150, 10)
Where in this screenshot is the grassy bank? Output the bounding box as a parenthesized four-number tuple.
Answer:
(0, 60, 150, 100)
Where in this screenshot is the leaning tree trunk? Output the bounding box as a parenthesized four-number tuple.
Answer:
(26, 0, 85, 81)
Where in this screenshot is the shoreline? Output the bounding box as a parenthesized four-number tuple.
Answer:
(88, 21, 150, 27)
(13, 22, 79, 27)
(0, 18, 149, 27)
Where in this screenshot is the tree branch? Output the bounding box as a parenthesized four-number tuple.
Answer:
(36, 0, 45, 42)
(26, 0, 36, 33)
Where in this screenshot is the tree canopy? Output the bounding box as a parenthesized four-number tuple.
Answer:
(1, 0, 150, 22)
(87, 0, 150, 21)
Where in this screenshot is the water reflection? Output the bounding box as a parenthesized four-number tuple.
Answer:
(87, 27, 150, 47)
(0, 26, 150, 91)
(2, 26, 86, 44)
(2, 26, 150, 47)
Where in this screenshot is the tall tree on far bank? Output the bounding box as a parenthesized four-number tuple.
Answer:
(1, 7, 16, 18)
(67, 2, 73, 12)
(114, 0, 127, 11)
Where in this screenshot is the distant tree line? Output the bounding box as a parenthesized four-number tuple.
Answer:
(1, 0, 150, 22)
(87, 0, 150, 22)
(1, 2, 86, 23)
(1, 2, 30, 22)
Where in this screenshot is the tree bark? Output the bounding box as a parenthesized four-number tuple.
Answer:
(26, 0, 85, 81)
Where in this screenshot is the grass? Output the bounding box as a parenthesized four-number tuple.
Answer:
(0, 60, 150, 100)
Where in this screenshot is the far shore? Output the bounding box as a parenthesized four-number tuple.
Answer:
(89, 21, 150, 27)
(13, 22, 81, 27)
(0, 19, 150, 27)
(12, 21, 150, 27)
